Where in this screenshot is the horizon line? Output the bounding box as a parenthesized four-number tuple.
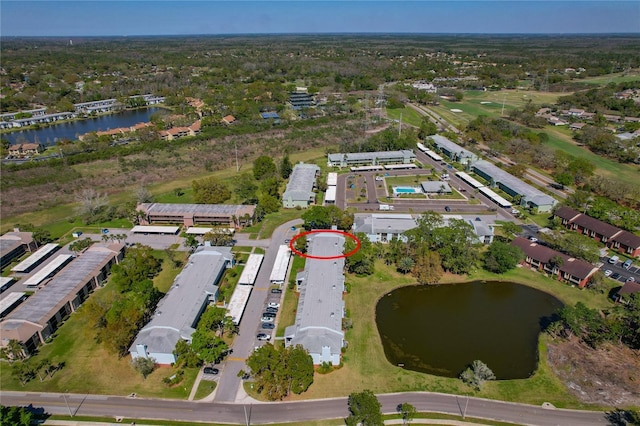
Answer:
(2, 31, 640, 38)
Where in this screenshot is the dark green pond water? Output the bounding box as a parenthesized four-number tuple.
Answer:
(375, 281, 563, 379)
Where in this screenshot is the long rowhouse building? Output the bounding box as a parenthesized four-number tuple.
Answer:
(284, 232, 345, 365)
(0, 244, 124, 354)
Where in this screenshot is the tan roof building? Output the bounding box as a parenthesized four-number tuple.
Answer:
(0, 243, 124, 354)
(137, 203, 256, 228)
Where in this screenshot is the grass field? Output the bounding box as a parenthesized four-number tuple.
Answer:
(542, 126, 640, 186)
(386, 107, 424, 127)
(577, 70, 640, 85)
(427, 90, 565, 129)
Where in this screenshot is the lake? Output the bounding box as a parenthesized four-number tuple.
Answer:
(3, 107, 162, 146)
(375, 281, 563, 379)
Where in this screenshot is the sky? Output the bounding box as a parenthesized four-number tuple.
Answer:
(1, 1, 639, 37)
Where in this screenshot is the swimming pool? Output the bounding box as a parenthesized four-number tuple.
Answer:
(393, 186, 421, 195)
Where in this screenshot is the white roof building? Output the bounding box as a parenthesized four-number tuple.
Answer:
(129, 246, 233, 365)
(237, 254, 264, 286)
(269, 245, 292, 284)
(282, 163, 320, 208)
(285, 233, 345, 365)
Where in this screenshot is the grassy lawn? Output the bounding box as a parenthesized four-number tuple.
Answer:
(542, 126, 640, 187)
(577, 70, 640, 85)
(152, 249, 188, 293)
(243, 209, 304, 240)
(427, 90, 565, 129)
(0, 252, 201, 397)
(192, 380, 217, 401)
(283, 260, 612, 409)
(385, 175, 429, 187)
(386, 107, 424, 127)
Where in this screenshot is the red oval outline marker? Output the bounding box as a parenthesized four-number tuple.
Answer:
(289, 229, 361, 260)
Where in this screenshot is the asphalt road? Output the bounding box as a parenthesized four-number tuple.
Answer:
(213, 218, 302, 403)
(0, 390, 608, 425)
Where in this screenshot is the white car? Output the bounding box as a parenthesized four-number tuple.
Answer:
(261, 316, 274, 323)
(268, 302, 280, 308)
(528, 236, 538, 243)
(604, 270, 613, 277)
(256, 333, 271, 341)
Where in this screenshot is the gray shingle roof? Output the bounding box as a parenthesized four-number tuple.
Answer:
(283, 163, 320, 202)
(130, 246, 232, 356)
(472, 160, 556, 207)
(287, 233, 345, 357)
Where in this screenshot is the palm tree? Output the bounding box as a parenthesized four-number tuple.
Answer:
(397, 256, 415, 274)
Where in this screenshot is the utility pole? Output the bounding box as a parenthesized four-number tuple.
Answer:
(234, 140, 239, 172)
(62, 391, 73, 417)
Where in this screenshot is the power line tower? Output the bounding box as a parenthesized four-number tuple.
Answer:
(539, 70, 549, 93)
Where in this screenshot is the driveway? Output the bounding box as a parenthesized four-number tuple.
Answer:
(213, 218, 302, 403)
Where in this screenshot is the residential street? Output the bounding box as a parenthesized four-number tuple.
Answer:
(0, 390, 609, 425)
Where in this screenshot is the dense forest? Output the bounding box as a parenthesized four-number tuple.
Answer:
(2, 35, 640, 220)
(2, 35, 640, 113)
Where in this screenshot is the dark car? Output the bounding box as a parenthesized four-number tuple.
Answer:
(265, 307, 278, 314)
(203, 367, 219, 375)
(261, 322, 275, 329)
(611, 273, 621, 280)
(271, 288, 283, 294)
(444, 206, 451, 212)
(262, 312, 276, 318)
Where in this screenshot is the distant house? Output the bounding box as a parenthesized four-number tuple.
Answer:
(569, 122, 587, 131)
(7, 143, 44, 157)
(260, 111, 280, 120)
(511, 237, 598, 288)
(221, 115, 236, 125)
(158, 121, 201, 141)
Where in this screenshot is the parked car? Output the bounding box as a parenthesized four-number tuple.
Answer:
(627, 276, 636, 283)
(256, 333, 271, 341)
(623, 259, 633, 270)
(262, 312, 276, 318)
(284, 239, 291, 244)
(203, 367, 219, 375)
(611, 273, 621, 280)
(604, 270, 613, 277)
(265, 307, 278, 314)
(268, 302, 280, 308)
(261, 322, 275, 329)
(609, 255, 620, 264)
(271, 288, 283, 294)
(528, 236, 538, 243)
(444, 206, 451, 212)
(261, 316, 274, 322)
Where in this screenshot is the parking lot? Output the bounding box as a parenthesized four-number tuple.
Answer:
(601, 256, 639, 284)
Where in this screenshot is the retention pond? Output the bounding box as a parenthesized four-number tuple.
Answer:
(375, 281, 563, 379)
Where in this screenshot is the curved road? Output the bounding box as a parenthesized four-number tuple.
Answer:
(0, 390, 607, 425)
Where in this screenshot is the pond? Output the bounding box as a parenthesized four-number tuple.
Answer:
(3, 107, 162, 146)
(375, 281, 563, 379)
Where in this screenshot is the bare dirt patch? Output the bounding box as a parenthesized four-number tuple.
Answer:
(547, 338, 640, 407)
